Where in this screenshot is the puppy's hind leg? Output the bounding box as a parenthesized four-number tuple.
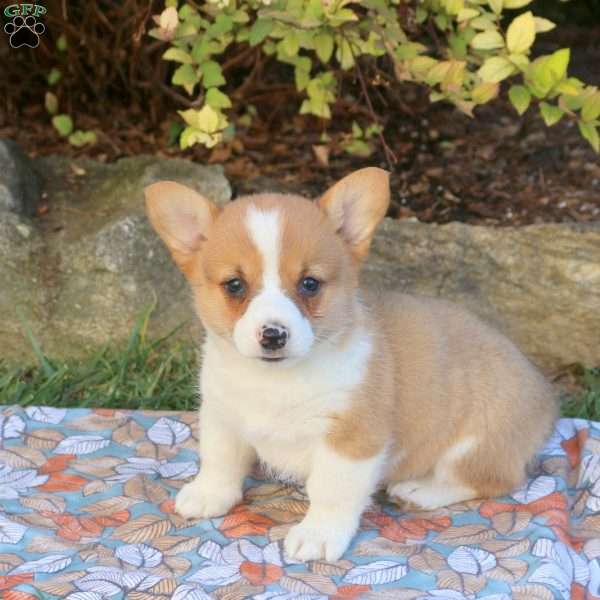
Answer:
(387, 437, 498, 510)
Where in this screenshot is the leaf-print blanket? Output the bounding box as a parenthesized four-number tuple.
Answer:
(0, 406, 599, 600)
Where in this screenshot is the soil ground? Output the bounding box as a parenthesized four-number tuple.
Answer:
(1, 26, 598, 226)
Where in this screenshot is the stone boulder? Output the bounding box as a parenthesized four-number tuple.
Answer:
(365, 219, 600, 370)
(1, 155, 230, 361)
(0, 139, 42, 216)
(1, 154, 598, 372)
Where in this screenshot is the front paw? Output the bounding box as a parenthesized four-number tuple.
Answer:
(175, 478, 241, 520)
(284, 515, 355, 562)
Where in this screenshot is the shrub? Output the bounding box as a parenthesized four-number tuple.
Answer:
(152, 0, 600, 155)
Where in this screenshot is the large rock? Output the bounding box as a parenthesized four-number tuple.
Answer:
(0, 139, 42, 216)
(0, 155, 598, 372)
(1, 155, 230, 360)
(364, 220, 600, 370)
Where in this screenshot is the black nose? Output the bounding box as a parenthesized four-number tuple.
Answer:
(260, 326, 288, 351)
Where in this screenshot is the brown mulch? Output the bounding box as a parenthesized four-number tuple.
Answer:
(1, 23, 598, 227)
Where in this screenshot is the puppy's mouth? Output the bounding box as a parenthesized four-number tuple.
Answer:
(260, 356, 286, 363)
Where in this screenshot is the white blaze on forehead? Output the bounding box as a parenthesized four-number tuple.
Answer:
(232, 204, 315, 359)
(246, 207, 281, 289)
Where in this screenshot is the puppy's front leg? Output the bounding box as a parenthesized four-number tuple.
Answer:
(176, 403, 256, 520)
(285, 443, 385, 562)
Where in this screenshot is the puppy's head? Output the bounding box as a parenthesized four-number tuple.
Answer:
(145, 168, 389, 363)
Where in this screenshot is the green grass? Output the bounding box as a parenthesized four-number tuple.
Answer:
(1, 309, 599, 419)
(0, 309, 198, 410)
(561, 368, 600, 421)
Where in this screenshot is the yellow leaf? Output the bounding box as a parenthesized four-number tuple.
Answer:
(159, 6, 178, 32)
(506, 11, 536, 54)
(426, 61, 452, 85)
(582, 92, 600, 123)
(472, 81, 499, 103)
(534, 17, 555, 33)
(178, 105, 221, 133)
(457, 8, 479, 21)
(478, 56, 516, 82)
(442, 60, 466, 91)
(471, 15, 496, 30)
(410, 56, 438, 75)
(503, 0, 532, 7)
(471, 30, 504, 50)
(487, 0, 503, 15)
(445, 0, 464, 15)
(508, 53, 530, 70)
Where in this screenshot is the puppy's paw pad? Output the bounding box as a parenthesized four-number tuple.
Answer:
(284, 520, 352, 563)
(175, 480, 240, 520)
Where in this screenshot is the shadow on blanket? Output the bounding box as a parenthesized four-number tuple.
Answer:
(0, 406, 598, 599)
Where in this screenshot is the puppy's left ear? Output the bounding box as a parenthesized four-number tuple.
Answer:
(318, 167, 390, 260)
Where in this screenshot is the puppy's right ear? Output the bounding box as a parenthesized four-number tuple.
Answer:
(144, 181, 220, 276)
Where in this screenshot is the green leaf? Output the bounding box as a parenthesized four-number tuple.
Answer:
(205, 88, 232, 109)
(295, 64, 310, 91)
(539, 102, 563, 126)
(68, 130, 97, 147)
(449, 33, 467, 59)
(546, 48, 570, 82)
(314, 32, 334, 63)
(172, 64, 198, 95)
(163, 48, 193, 64)
(582, 92, 600, 123)
(249, 18, 273, 46)
(336, 37, 355, 70)
(351, 121, 363, 138)
(343, 138, 372, 157)
(281, 30, 299, 56)
(396, 42, 427, 60)
(508, 84, 531, 115)
(415, 7, 428, 23)
(210, 14, 234, 36)
(578, 121, 599, 152)
(56, 34, 68, 52)
(47, 68, 61, 86)
(506, 11, 536, 54)
(526, 56, 553, 98)
(470, 30, 504, 50)
(200, 61, 225, 87)
(52, 114, 74, 137)
(478, 56, 515, 82)
(434, 14, 448, 30)
(45, 92, 58, 115)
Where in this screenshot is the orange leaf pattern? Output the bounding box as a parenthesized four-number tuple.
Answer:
(1, 408, 599, 598)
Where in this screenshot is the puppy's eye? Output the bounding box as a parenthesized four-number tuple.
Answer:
(223, 278, 246, 298)
(298, 276, 321, 297)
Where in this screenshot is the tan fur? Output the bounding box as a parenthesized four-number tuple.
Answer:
(332, 292, 557, 499)
(145, 168, 557, 507)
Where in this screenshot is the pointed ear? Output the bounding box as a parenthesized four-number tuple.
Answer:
(318, 167, 390, 260)
(144, 181, 221, 276)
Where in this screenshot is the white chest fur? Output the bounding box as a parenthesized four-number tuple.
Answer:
(200, 329, 372, 481)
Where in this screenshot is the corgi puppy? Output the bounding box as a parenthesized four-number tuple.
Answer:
(144, 168, 557, 562)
